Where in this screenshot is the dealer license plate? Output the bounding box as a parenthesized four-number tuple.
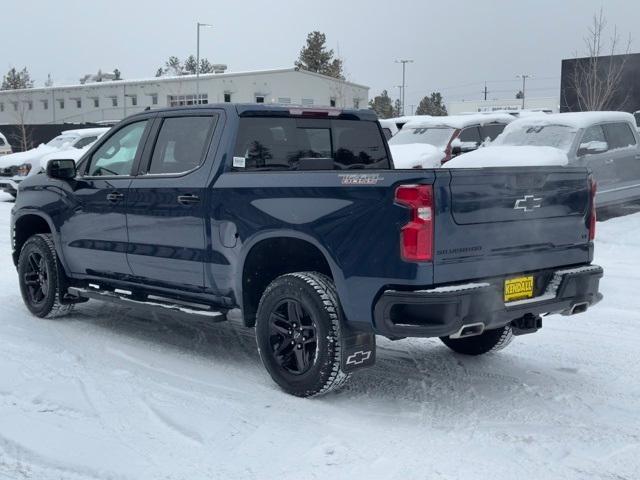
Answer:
(504, 276, 534, 302)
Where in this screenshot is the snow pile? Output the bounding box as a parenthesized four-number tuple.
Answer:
(404, 113, 515, 130)
(504, 111, 635, 131)
(446, 145, 569, 168)
(390, 143, 445, 168)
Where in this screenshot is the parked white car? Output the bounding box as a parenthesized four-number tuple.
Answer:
(389, 113, 514, 168)
(0, 127, 109, 197)
(0, 131, 12, 156)
(447, 111, 640, 208)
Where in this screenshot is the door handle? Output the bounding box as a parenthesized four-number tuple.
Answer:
(106, 192, 124, 203)
(177, 194, 200, 205)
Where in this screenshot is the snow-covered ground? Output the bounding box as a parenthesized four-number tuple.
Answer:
(0, 191, 639, 480)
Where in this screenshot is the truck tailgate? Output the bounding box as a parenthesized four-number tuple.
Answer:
(433, 167, 593, 284)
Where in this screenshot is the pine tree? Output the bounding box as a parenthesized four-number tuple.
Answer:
(184, 55, 198, 74)
(415, 92, 448, 116)
(1, 67, 34, 90)
(199, 58, 215, 74)
(515, 90, 524, 99)
(113, 69, 122, 80)
(44, 74, 53, 87)
(368, 90, 395, 119)
(295, 31, 344, 79)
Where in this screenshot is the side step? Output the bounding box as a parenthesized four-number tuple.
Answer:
(67, 286, 227, 322)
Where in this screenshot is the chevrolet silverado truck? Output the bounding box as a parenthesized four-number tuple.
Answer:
(11, 104, 603, 397)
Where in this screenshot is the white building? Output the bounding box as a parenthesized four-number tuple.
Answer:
(0, 68, 369, 125)
(447, 97, 559, 115)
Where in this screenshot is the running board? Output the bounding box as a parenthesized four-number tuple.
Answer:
(67, 286, 227, 321)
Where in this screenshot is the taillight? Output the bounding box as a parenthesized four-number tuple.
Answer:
(395, 184, 434, 262)
(589, 176, 597, 241)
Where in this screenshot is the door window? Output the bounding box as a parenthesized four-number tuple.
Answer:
(481, 123, 507, 142)
(603, 123, 637, 150)
(581, 125, 606, 144)
(458, 126, 481, 144)
(146, 116, 217, 175)
(87, 121, 148, 176)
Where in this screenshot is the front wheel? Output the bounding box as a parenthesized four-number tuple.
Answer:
(18, 234, 74, 318)
(255, 272, 349, 397)
(440, 325, 514, 355)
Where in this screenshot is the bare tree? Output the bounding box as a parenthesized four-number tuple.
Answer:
(567, 8, 632, 111)
(8, 94, 34, 151)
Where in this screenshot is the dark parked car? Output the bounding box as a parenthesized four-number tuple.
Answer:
(11, 104, 602, 397)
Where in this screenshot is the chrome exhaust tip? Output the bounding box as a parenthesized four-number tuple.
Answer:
(450, 322, 485, 339)
(570, 302, 589, 315)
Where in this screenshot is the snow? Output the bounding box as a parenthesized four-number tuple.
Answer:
(504, 111, 636, 131)
(404, 113, 515, 130)
(446, 145, 569, 168)
(0, 191, 639, 479)
(390, 143, 445, 168)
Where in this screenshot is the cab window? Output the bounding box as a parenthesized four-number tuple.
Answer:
(87, 121, 148, 176)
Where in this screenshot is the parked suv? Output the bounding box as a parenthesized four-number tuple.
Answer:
(11, 104, 602, 397)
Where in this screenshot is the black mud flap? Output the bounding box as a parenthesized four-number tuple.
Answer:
(341, 325, 376, 373)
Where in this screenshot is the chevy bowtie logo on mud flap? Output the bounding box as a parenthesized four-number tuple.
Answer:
(514, 194, 543, 212)
(346, 350, 372, 366)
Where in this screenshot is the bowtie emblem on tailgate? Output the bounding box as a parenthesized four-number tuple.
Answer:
(514, 195, 542, 212)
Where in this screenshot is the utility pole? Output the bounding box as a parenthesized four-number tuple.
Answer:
(483, 81, 488, 101)
(516, 74, 531, 109)
(196, 22, 213, 104)
(395, 59, 413, 116)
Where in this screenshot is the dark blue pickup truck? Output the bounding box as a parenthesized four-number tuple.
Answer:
(11, 104, 603, 397)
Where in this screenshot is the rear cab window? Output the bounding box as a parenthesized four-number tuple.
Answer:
(233, 117, 390, 170)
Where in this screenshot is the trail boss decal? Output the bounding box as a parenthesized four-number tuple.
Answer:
(338, 173, 384, 185)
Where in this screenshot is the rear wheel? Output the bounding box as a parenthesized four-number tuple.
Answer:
(18, 234, 74, 318)
(255, 272, 348, 397)
(440, 325, 514, 356)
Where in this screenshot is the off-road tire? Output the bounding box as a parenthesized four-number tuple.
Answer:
(256, 272, 349, 397)
(18, 234, 74, 318)
(440, 325, 514, 356)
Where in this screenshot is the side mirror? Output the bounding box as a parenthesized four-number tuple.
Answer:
(451, 145, 462, 156)
(578, 141, 608, 156)
(46, 159, 76, 180)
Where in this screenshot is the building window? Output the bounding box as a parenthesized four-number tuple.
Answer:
(0, 103, 3, 112)
(26, 101, 33, 110)
(75, 99, 82, 108)
(224, 93, 231, 103)
(130, 95, 138, 106)
(93, 98, 99, 108)
(42, 99, 49, 110)
(167, 94, 208, 107)
(255, 95, 265, 103)
(277, 97, 291, 104)
(12, 102, 18, 111)
(151, 94, 158, 105)
(58, 99, 65, 109)
(111, 97, 118, 107)
(353, 98, 360, 109)
(301, 98, 314, 107)
(330, 98, 336, 107)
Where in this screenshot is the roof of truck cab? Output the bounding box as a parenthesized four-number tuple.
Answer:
(404, 113, 515, 130)
(124, 104, 378, 121)
(505, 111, 636, 130)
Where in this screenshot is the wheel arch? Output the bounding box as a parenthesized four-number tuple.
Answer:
(238, 231, 344, 327)
(12, 211, 61, 267)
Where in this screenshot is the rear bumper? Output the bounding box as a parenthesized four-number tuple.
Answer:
(373, 264, 603, 338)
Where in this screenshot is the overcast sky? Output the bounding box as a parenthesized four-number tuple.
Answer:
(2, 0, 637, 111)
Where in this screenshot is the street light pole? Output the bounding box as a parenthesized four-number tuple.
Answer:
(196, 22, 213, 104)
(516, 74, 531, 110)
(395, 59, 413, 116)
